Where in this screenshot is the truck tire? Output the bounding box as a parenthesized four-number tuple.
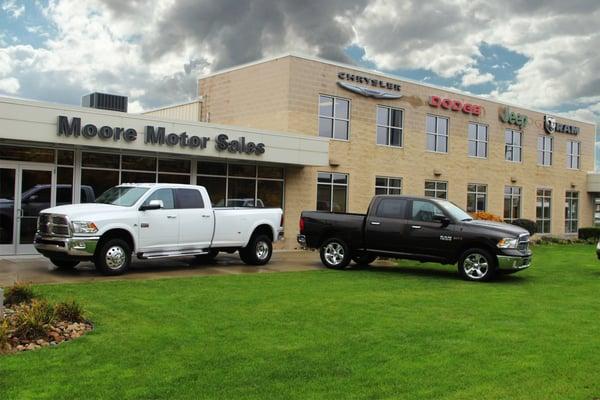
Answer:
(458, 248, 497, 282)
(351, 252, 377, 266)
(50, 258, 80, 270)
(239, 234, 272, 266)
(94, 238, 131, 275)
(320, 238, 351, 269)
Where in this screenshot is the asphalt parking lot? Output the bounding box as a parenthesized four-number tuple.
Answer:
(0, 250, 337, 286)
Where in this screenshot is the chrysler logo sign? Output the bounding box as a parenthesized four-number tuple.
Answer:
(337, 72, 402, 99)
(543, 115, 579, 135)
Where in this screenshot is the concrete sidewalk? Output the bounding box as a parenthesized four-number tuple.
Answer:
(0, 250, 328, 286)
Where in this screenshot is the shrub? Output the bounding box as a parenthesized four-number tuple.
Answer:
(0, 319, 10, 353)
(578, 227, 600, 240)
(3, 282, 35, 306)
(13, 299, 55, 340)
(511, 219, 537, 236)
(55, 300, 85, 322)
(471, 211, 503, 222)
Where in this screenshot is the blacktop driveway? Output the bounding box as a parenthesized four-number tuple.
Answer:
(0, 251, 333, 286)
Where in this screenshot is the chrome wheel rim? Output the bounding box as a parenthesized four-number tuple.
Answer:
(324, 242, 345, 266)
(463, 253, 489, 279)
(256, 240, 270, 260)
(105, 245, 126, 270)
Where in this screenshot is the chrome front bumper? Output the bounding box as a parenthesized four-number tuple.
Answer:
(497, 255, 532, 271)
(34, 234, 100, 257)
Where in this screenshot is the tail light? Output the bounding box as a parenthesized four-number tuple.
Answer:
(280, 214, 284, 227)
(299, 217, 305, 233)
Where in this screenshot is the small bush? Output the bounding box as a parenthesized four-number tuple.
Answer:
(55, 300, 85, 323)
(13, 299, 55, 340)
(471, 211, 503, 222)
(0, 319, 10, 353)
(578, 227, 600, 240)
(3, 282, 35, 306)
(511, 219, 537, 236)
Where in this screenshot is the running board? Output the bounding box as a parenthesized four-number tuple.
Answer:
(138, 250, 208, 259)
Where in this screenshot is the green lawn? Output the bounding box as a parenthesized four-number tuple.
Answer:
(2, 244, 600, 399)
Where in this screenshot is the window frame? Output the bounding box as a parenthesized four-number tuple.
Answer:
(424, 180, 448, 199)
(375, 176, 402, 195)
(316, 172, 349, 212)
(566, 140, 581, 170)
(375, 105, 404, 148)
(565, 191, 579, 234)
(318, 94, 351, 141)
(503, 185, 522, 222)
(467, 122, 488, 159)
(536, 188, 552, 234)
(466, 183, 487, 213)
(504, 129, 522, 163)
(537, 135, 553, 167)
(426, 114, 449, 153)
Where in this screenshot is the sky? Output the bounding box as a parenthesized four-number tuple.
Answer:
(1, 0, 599, 165)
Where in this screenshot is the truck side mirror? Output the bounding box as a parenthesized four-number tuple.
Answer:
(433, 214, 451, 227)
(140, 199, 164, 211)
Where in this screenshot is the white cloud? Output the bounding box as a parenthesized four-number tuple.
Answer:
(0, 77, 19, 93)
(1, 0, 25, 18)
(461, 67, 494, 87)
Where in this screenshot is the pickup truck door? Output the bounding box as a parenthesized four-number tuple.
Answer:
(365, 197, 410, 253)
(174, 188, 214, 250)
(138, 189, 179, 252)
(405, 199, 456, 258)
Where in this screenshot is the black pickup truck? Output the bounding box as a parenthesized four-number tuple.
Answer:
(298, 195, 532, 281)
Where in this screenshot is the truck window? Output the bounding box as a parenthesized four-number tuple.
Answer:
(175, 189, 204, 209)
(143, 189, 175, 209)
(376, 198, 407, 219)
(411, 200, 444, 222)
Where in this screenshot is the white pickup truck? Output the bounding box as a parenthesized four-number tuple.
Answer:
(33, 183, 284, 275)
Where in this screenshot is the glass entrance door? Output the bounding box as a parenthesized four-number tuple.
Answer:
(0, 163, 55, 255)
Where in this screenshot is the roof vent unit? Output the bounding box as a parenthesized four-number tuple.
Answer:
(82, 92, 128, 113)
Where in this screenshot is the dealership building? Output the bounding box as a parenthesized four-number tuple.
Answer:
(0, 53, 597, 255)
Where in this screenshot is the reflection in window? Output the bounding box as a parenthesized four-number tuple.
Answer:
(376, 106, 403, 147)
(317, 172, 348, 212)
(375, 176, 402, 195)
(426, 115, 448, 152)
(466, 184, 487, 212)
(424, 180, 447, 199)
(504, 186, 521, 222)
(318, 95, 350, 140)
(81, 169, 119, 202)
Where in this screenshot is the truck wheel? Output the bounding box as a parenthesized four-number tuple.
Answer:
(351, 252, 377, 266)
(239, 234, 272, 266)
(50, 258, 80, 270)
(458, 248, 497, 282)
(94, 238, 131, 275)
(320, 238, 351, 269)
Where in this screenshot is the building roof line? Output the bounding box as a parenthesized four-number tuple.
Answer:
(198, 52, 596, 127)
(140, 97, 203, 114)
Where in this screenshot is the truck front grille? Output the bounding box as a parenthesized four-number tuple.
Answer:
(518, 234, 530, 251)
(38, 214, 70, 237)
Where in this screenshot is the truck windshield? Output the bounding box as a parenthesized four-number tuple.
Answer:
(437, 200, 473, 221)
(95, 187, 149, 207)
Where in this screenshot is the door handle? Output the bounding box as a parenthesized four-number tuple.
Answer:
(411, 225, 422, 229)
(167, 215, 177, 219)
(202, 215, 211, 218)
(370, 221, 381, 225)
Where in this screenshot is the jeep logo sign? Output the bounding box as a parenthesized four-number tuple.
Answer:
(500, 107, 528, 128)
(543, 115, 579, 135)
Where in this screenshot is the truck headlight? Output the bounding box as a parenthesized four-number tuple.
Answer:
(71, 221, 98, 234)
(497, 238, 519, 249)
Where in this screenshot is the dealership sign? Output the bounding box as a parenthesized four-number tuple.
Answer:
(337, 72, 402, 99)
(500, 107, 528, 128)
(57, 116, 266, 155)
(544, 115, 579, 135)
(428, 96, 481, 116)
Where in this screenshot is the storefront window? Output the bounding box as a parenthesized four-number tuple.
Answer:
(504, 186, 521, 222)
(0, 145, 55, 163)
(81, 169, 119, 202)
(227, 178, 256, 206)
(536, 189, 552, 233)
(229, 164, 256, 177)
(197, 161, 227, 175)
(375, 176, 402, 195)
(424, 180, 447, 199)
(197, 176, 226, 206)
(82, 152, 120, 169)
(159, 158, 191, 174)
(122, 155, 156, 171)
(57, 150, 74, 165)
(159, 174, 190, 184)
(121, 171, 155, 183)
(565, 191, 579, 233)
(258, 180, 283, 208)
(467, 184, 487, 212)
(57, 167, 74, 205)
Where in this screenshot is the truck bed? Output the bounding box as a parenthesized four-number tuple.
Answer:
(300, 211, 366, 250)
